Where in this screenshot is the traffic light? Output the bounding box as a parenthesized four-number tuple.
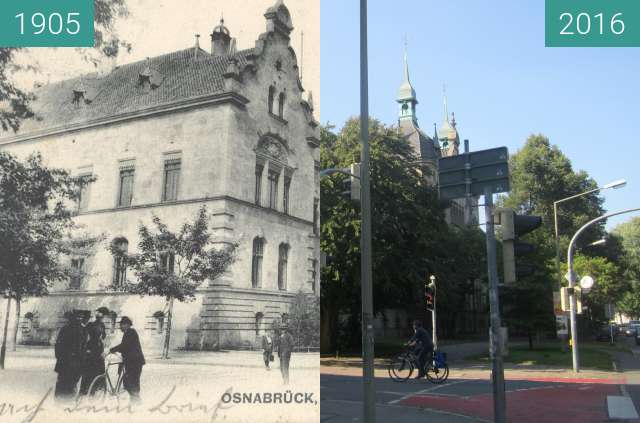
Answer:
(424, 280, 435, 311)
(500, 209, 543, 284)
(341, 163, 361, 202)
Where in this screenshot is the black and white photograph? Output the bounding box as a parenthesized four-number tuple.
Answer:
(0, 1, 320, 422)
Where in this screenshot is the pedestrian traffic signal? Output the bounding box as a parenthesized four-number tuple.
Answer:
(341, 163, 361, 202)
(424, 280, 435, 310)
(499, 209, 543, 284)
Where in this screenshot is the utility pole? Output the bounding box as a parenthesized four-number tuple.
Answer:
(359, 0, 375, 422)
(484, 189, 506, 423)
(429, 275, 437, 350)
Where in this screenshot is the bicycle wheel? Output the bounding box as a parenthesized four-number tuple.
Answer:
(87, 375, 108, 401)
(388, 354, 414, 382)
(426, 363, 449, 384)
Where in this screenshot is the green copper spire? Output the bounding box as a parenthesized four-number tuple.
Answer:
(397, 40, 418, 122)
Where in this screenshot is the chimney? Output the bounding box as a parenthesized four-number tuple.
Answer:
(194, 34, 201, 60)
(210, 17, 231, 56)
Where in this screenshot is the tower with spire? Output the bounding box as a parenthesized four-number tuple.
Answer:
(396, 43, 440, 177)
(438, 86, 460, 157)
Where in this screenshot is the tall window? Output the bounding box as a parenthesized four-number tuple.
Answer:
(69, 258, 85, 289)
(160, 252, 175, 273)
(313, 198, 319, 235)
(278, 92, 286, 118)
(268, 86, 276, 114)
(268, 169, 279, 209)
(311, 259, 317, 293)
(162, 159, 181, 202)
(77, 174, 92, 213)
(255, 312, 264, 336)
(252, 237, 265, 288)
(283, 176, 291, 214)
(112, 238, 128, 287)
(278, 243, 289, 291)
(117, 166, 135, 207)
(255, 164, 264, 205)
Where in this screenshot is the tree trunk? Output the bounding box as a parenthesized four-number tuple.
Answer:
(527, 329, 534, 350)
(12, 297, 20, 352)
(0, 297, 12, 369)
(162, 297, 174, 359)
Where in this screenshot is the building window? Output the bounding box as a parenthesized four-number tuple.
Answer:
(112, 238, 128, 287)
(153, 311, 165, 335)
(160, 252, 175, 274)
(77, 174, 92, 213)
(162, 159, 181, 202)
(313, 198, 319, 235)
(252, 237, 265, 288)
(283, 176, 291, 214)
(255, 312, 264, 336)
(268, 169, 279, 209)
(108, 312, 117, 334)
(255, 164, 264, 205)
(69, 258, 85, 289)
(311, 259, 317, 293)
(268, 85, 275, 114)
(117, 167, 135, 207)
(278, 92, 286, 118)
(278, 243, 289, 291)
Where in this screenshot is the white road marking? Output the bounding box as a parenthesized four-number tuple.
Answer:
(607, 395, 640, 419)
(387, 380, 468, 404)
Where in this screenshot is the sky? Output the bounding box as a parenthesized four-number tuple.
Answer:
(320, 0, 640, 230)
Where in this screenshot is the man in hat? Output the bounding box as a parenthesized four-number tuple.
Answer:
(278, 325, 294, 385)
(109, 316, 145, 402)
(79, 307, 108, 395)
(54, 310, 86, 399)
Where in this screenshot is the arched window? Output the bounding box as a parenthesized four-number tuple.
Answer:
(112, 238, 129, 287)
(252, 237, 265, 288)
(255, 312, 264, 336)
(278, 92, 286, 118)
(153, 311, 165, 335)
(278, 243, 289, 291)
(268, 85, 276, 114)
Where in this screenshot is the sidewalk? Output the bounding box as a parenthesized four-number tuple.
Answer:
(10, 345, 320, 369)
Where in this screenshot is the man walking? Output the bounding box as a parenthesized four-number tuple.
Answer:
(54, 310, 86, 400)
(262, 331, 274, 370)
(278, 326, 294, 385)
(407, 320, 433, 379)
(79, 307, 108, 395)
(109, 316, 145, 402)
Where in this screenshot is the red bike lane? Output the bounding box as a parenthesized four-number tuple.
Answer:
(398, 378, 633, 423)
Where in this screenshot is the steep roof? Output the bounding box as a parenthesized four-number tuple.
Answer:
(8, 47, 254, 136)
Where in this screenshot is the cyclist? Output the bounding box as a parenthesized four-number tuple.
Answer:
(406, 320, 433, 379)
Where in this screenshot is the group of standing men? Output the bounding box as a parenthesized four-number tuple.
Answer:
(54, 307, 145, 402)
(261, 326, 295, 385)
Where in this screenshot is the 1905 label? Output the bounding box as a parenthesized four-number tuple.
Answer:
(0, 0, 94, 47)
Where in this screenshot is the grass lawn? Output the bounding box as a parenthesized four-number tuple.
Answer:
(468, 345, 614, 371)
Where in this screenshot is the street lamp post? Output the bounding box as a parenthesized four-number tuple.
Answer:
(553, 179, 626, 350)
(429, 275, 437, 351)
(566, 207, 640, 372)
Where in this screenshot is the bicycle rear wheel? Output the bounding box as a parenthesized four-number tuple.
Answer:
(426, 363, 449, 384)
(388, 354, 414, 382)
(87, 375, 108, 401)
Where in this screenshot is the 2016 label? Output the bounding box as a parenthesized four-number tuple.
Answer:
(559, 12, 625, 36)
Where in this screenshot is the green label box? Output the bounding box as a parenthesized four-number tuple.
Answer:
(0, 0, 94, 47)
(546, 0, 640, 47)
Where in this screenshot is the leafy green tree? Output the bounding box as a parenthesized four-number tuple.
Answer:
(288, 291, 320, 349)
(320, 118, 476, 351)
(612, 217, 640, 319)
(1, 0, 130, 132)
(0, 152, 89, 368)
(109, 207, 237, 358)
(498, 134, 607, 345)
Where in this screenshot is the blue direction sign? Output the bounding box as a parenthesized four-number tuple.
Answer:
(438, 147, 510, 200)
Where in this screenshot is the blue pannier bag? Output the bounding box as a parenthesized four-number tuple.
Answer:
(434, 351, 447, 367)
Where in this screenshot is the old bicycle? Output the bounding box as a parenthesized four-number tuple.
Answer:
(388, 346, 449, 383)
(86, 352, 127, 401)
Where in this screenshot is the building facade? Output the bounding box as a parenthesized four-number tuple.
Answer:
(0, 1, 320, 351)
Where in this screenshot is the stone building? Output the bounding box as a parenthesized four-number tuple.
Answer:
(0, 0, 320, 351)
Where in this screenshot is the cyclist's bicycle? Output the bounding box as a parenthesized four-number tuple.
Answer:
(388, 346, 449, 383)
(86, 353, 127, 401)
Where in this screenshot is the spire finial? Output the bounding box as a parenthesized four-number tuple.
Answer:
(443, 84, 449, 123)
(403, 35, 410, 84)
(451, 112, 457, 128)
